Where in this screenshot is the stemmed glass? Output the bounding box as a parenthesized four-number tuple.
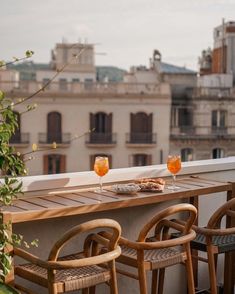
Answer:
(94, 156, 109, 193)
(167, 155, 181, 190)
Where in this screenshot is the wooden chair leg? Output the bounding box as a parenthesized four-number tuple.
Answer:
(89, 286, 96, 294)
(223, 251, 234, 294)
(151, 269, 158, 294)
(109, 260, 118, 294)
(207, 245, 217, 294)
(158, 268, 165, 294)
(138, 263, 148, 294)
(48, 284, 57, 294)
(185, 244, 195, 294)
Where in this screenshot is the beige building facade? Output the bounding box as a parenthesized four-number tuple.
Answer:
(1, 43, 171, 175)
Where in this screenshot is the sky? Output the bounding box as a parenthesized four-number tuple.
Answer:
(1, 0, 235, 71)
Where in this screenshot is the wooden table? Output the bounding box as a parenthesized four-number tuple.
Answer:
(1, 176, 234, 291)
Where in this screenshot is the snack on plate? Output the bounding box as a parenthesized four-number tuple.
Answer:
(135, 178, 165, 192)
(112, 183, 140, 195)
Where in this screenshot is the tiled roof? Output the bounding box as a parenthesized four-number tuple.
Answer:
(159, 62, 196, 74)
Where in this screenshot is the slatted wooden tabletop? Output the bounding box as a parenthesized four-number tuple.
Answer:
(1, 176, 232, 224)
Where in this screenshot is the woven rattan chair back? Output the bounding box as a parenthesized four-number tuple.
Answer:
(114, 203, 197, 294)
(190, 197, 235, 294)
(14, 218, 121, 294)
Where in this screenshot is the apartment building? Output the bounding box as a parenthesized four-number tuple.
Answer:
(0, 43, 171, 175)
(170, 20, 235, 161)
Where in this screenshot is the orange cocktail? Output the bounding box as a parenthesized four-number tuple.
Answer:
(167, 155, 181, 175)
(94, 156, 109, 192)
(167, 155, 181, 190)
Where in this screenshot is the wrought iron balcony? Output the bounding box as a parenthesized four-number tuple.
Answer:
(126, 132, 157, 144)
(171, 125, 196, 136)
(9, 133, 30, 144)
(85, 132, 117, 145)
(211, 126, 228, 135)
(38, 133, 71, 145)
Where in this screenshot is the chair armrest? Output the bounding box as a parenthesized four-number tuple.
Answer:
(14, 248, 51, 269)
(174, 219, 235, 236)
(100, 229, 196, 250)
(15, 246, 121, 270)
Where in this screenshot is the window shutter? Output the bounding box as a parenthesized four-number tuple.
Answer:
(47, 112, 62, 143)
(147, 113, 153, 133)
(106, 113, 112, 133)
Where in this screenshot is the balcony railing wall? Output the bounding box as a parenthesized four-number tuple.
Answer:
(38, 133, 71, 144)
(126, 132, 157, 144)
(85, 132, 117, 145)
(193, 87, 234, 98)
(9, 133, 30, 144)
(171, 125, 235, 139)
(0, 80, 170, 95)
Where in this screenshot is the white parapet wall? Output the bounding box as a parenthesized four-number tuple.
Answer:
(18, 156, 235, 194)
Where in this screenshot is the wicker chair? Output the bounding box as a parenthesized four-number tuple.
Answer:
(101, 203, 197, 294)
(185, 197, 235, 294)
(14, 219, 121, 294)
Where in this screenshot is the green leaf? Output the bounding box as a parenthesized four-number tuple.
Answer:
(0, 91, 5, 101)
(25, 50, 34, 58)
(0, 60, 5, 67)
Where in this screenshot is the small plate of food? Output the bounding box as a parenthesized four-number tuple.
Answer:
(112, 183, 141, 195)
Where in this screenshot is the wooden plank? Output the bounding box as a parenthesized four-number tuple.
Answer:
(165, 181, 193, 190)
(189, 176, 229, 185)
(13, 200, 45, 211)
(76, 191, 119, 202)
(45, 195, 84, 206)
(180, 178, 227, 187)
(63, 193, 100, 204)
(0, 205, 25, 212)
(22, 197, 65, 208)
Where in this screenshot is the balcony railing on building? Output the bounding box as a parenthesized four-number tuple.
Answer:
(171, 125, 235, 139)
(193, 87, 234, 98)
(85, 132, 117, 146)
(9, 133, 30, 145)
(126, 132, 157, 144)
(1, 80, 169, 96)
(38, 133, 71, 145)
(211, 126, 228, 135)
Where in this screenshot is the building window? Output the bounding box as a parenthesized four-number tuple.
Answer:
(181, 148, 193, 162)
(212, 148, 224, 159)
(59, 78, 68, 91)
(90, 154, 112, 170)
(178, 108, 193, 127)
(44, 154, 66, 174)
(212, 110, 227, 127)
(47, 112, 62, 143)
(84, 78, 93, 90)
(72, 78, 80, 83)
(89, 112, 112, 143)
(132, 154, 152, 167)
(171, 107, 193, 134)
(130, 112, 153, 143)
